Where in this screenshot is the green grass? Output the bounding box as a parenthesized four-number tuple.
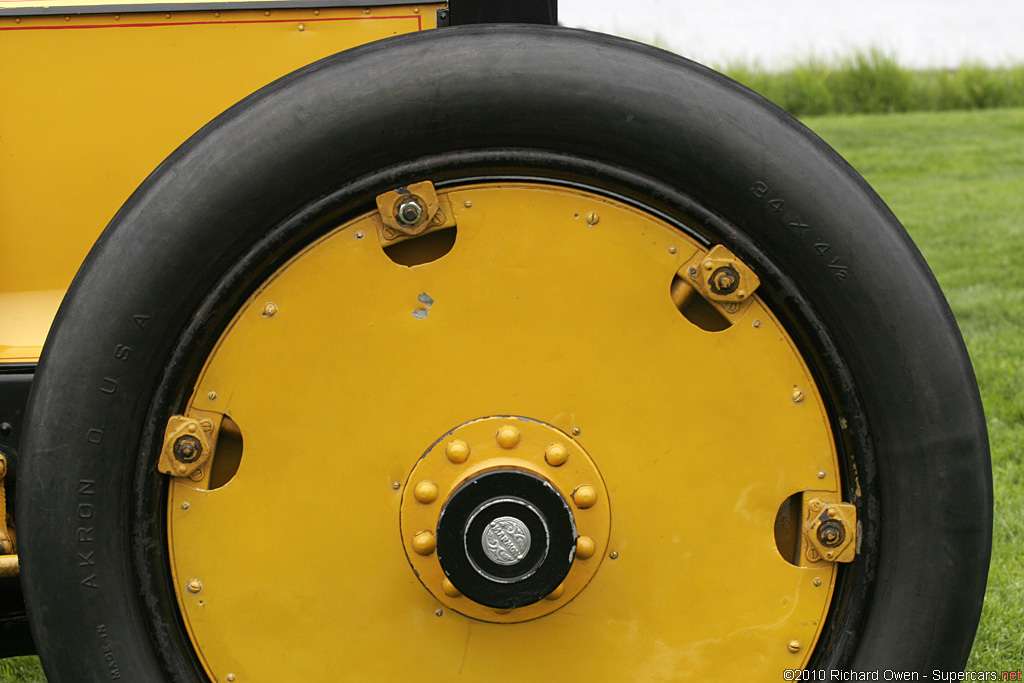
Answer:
(801, 108, 1024, 670)
(722, 50, 1024, 116)
(2, 108, 1020, 682)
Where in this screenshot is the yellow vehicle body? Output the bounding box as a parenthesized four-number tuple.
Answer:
(0, 0, 442, 362)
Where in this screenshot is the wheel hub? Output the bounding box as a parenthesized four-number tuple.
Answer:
(400, 416, 610, 622)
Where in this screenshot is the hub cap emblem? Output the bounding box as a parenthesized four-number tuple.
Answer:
(482, 516, 531, 565)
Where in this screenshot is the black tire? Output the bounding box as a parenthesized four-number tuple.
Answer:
(19, 25, 990, 681)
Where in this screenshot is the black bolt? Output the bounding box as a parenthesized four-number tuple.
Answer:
(396, 198, 424, 226)
(0, 423, 11, 437)
(172, 435, 203, 463)
(709, 265, 740, 295)
(817, 519, 846, 548)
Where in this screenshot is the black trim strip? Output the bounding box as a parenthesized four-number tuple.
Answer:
(1, 0, 430, 18)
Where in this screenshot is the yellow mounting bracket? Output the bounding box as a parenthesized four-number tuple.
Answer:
(0, 454, 17, 577)
(802, 497, 857, 564)
(675, 244, 761, 322)
(373, 180, 456, 248)
(158, 412, 222, 479)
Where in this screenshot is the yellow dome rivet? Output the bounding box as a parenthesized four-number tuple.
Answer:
(445, 439, 470, 464)
(414, 481, 438, 504)
(496, 425, 521, 449)
(493, 607, 513, 615)
(412, 531, 436, 556)
(572, 485, 598, 509)
(787, 639, 802, 653)
(544, 442, 569, 467)
(546, 583, 565, 600)
(186, 579, 203, 594)
(441, 578, 461, 598)
(575, 536, 596, 560)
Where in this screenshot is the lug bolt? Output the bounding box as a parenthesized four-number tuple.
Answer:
(544, 443, 569, 467)
(817, 520, 845, 548)
(546, 583, 565, 600)
(441, 578, 461, 598)
(496, 425, 521, 450)
(788, 640, 802, 653)
(172, 435, 203, 463)
(186, 579, 203, 594)
(414, 480, 438, 504)
(575, 536, 596, 560)
(572, 485, 598, 509)
(396, 197, 424, 226)
(412, 531, 436, 556)
(445, 439, 470, 464)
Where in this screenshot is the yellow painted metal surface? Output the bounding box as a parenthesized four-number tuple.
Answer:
(0, 290, 64, 363)
(0, 3, 440, 362)
(168, 183, 844, 680)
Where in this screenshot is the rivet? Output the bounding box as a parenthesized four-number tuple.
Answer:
(363, 7, 370, 13)
(413, 7, 420, 13)
(414, 480, 438, 504)
(434, 608, 443, 617)
(412, 531, 436, 556)
(391, 481, 401, 490)
(297, 23, 305, 30)
(441, 578, 461, 598)
(585, 211, 600, 226)
(496, 425, 521, 449)
(355, 230, 365, 239)
(575, 536, 596, 560)
(668, 246, 677, 254)
(64, 16, 70, 21)
(186, 579, 202, 594)
(571, 427, 581, 436)
(752, 319, 762, 328)
(264, 10, 270, 15)
(704, 261, 714, 271)
(792, 387, 805, 403)
(164, 13, 171, 18)
(572, 485, 597, 509)
(493, 607, 512, 615)
(207, 391, 218, 401)
(187, 423, 198, 433)
(546, 583, 564, 600)
(788, 640, 802, 653)
(14, 17, 21, 22)
(313, 9, 319, 14)
(609, 550, 619, 560)
(262, 302, 278, 317)
(214, 11, 220, 17)
(445, 439, 470, 463)
(544, 443, 569, 467)
(813, 578, 822, 587)
(737, 289, 746, 299)
(113, 15, 119, 20)
(181, 502, 190, 511)
(464, 200, 473, 208)
(827, 508, 838, 518)
(817, 469, 827, 479)
(226, 676, 236, 682)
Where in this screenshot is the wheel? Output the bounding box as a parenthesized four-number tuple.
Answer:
(19, 25, 990, 681)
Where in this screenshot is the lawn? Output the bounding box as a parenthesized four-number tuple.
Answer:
(2, 107, 1020, 681)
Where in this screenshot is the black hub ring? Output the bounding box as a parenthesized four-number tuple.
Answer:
(436, 471, 576, 609)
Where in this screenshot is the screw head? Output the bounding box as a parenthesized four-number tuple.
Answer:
(609, 550, 619, 560)
(441, 578, 461, 597)
(172, 435, 203, 463)
(792, 387, 806, 403)
(544, 443, 569, 467)
(817, 469, 827, 479)
(575, 536, 596, 560)
(571, 427, 581, 436)
(181, 502, 190, 511)
(787, 639, 802, 653)
(226, 675, 236, 682)
(0, 422, 12, 437)
(495, 425, 521, 450)
(812, 578, 822, 587)
(668, 245, 677, 254)
(262, 302, 278, 318)
(355, 230, 365, 239)
(445, 439, 470, 464)
(414, 480, 439, 504)
(572, 485, 598, 509)
(186, 579, 203, 594)
(396, 197, 424, 226)
(752, 319, 762, 328)
(412, 531, 436, 556)
(585, 211, 600, 226)
(434, 608, 443, 617)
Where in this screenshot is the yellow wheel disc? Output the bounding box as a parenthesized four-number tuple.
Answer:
(168, 183, 842, 680)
